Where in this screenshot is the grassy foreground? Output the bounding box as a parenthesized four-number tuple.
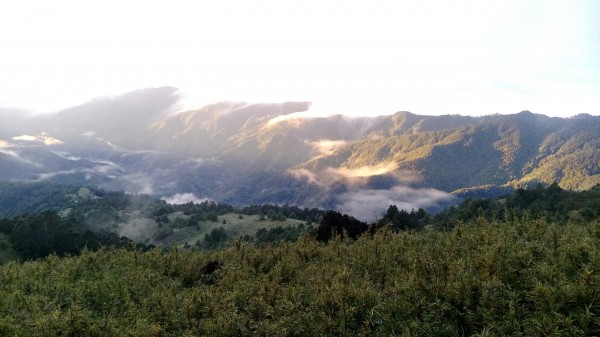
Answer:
(1, 218, 600, 336)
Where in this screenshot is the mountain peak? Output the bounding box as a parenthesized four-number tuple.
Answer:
(571, 113, 593, 119)
(1, 90, 598, 210)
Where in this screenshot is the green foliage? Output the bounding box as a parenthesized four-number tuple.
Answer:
(206, 212, 219, 222)
(172, 200, 234, 217)
(240, 204, 324, 222)
(0, 182, 80, 218)
(0, 233, 18, 264)
(378, 205, 426, 231)
(1, 218, 600, 335)
(0, 182, 319, 254)
(203, 227, 228, 249)
(434, 183, 600, 228)
(254, 224, 311, 244)
(0, 211, 151, 262)
(9, 211, 83, 259)
(306, 112, 599, 193)
(267, 210, 286, 221)
(316, 210, 368, 243)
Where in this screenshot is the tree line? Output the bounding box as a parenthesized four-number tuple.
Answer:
(1, 182, 599, 262)
(0, 211, 151, 261)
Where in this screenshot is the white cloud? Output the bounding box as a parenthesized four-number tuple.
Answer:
(121, 173, 155, 195)
(0, 148, 20, 158)
(37, 169, 77, 181)
(51, 151, 81, 161)
(325, 163, 399, 179)
(161, 193, 210, 205)
(289, 162, 422, 187)
(306, 139, 347, 156)
(336, 185, 456, 221)
(187, 157, 222, 167)
(12, 135, 37, 142)
(288, 168, 322, 186)
(0, 140, 13, 148)
(12, 133, 63, 145)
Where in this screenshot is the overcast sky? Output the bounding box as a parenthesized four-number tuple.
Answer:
(1, 0, 599, 117)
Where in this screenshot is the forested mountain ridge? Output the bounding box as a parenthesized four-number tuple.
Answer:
(0, 88, 598, 213)
(304, 111, 599, 192)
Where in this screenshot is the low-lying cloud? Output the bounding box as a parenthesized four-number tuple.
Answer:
(81, 162, 121, 178)
(266, 115, 307, 128)
(288, 168, 322, 185)
(51, 151, 82, 161)
(0, 141, 24, 160)
(325, 162, 399, 179)
(306, 139, 347, 156)
(0, 145, 42, 167)
(184, 157, 222, 168)
(121, 173, 155, 195)
(288, 163, 455, 220)
(162, 193, 210, 205)
(0, 147, 19, 158)
(32, 156, 120, 182)
(118, 218, 155, 242)
(336, 185, 456, 222)
(37, 169, 78, 181)
(289, 162, 418, 186)
(12, 132, 63, 145)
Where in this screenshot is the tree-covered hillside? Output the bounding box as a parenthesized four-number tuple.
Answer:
(0, 182, 599, 334)
(1, 88, 598, 208)
(0, 183, 326, 262)
(433, 183, 600, 226)
(304, 112, 600, 192)
(1, 181, 599, 264)
(1, 216, 600, 336)
(0, 182, 80, 218)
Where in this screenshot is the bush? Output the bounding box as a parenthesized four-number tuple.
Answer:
(2, 217, 599, 335)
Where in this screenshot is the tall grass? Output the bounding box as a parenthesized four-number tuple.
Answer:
(1, 218, 599, 336)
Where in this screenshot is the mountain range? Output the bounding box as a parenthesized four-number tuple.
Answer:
(1, 87, 598, 219)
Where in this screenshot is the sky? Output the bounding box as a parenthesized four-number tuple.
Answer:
(1, 0, 599, 117)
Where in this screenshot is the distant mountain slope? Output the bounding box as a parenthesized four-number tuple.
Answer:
(0, 88, 598, 215)
(28, 87, 180, 148)
(302, 111, 599, 192)
(514, 115, 600, 190)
